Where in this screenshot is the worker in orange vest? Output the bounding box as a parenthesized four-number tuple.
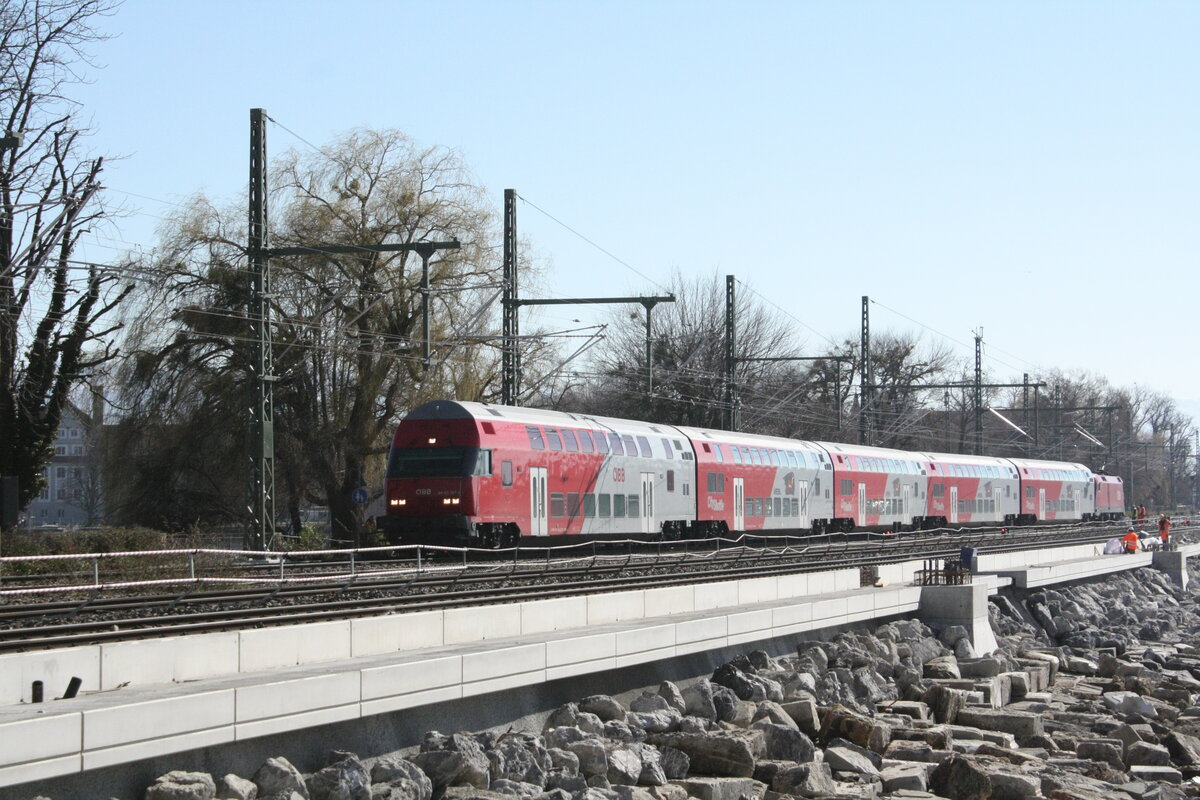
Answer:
(1123, 527, 1140, 554)
(1159, 515, 1171, 548)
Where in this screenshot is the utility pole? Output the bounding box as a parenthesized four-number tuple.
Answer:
(725, 275, 736, 430)
(246, 108, 459, 549)
(860, 296, 873, 446)
(501, 189, 518, 405)
(974, 329, 983, 455)
(247, 108, 274, 552)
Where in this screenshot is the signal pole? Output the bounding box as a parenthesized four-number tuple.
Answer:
(247, 108, 274, 551)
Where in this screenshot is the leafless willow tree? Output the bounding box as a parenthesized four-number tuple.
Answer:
(116, 129, 503, 541)
(0, 0, 130, 515)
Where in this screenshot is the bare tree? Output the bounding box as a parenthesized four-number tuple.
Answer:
(118, 129, 499, 542)
(0, 0, 130, 515)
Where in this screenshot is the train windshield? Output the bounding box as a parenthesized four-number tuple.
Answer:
(387, 447, 491, 478)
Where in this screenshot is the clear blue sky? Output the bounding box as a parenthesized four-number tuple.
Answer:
(73, 1, 1200, 418)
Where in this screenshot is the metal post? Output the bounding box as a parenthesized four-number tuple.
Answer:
(860, 296, 873, 446)
(724, 275, 736, 430)
(974, 330, 983, 456)
(1034, 386, 1040, 448)
(247, 108, 274, 551)
(421, 251, 431, 369)
(502, 189, 518, 405)
(644, 302, 653, 395)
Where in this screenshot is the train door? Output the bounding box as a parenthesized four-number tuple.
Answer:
(902, 484, 911, 524)
(950, 486, 959, 525)
(640, 472, 655, 534)
(857, 483, 866, 524)
(1039, 488, 1046, 520)
(733, 478, 745, 530)
(992, 487, 1001, 521)
(799, 484, 810, 527)
(528, 467, 548, 536)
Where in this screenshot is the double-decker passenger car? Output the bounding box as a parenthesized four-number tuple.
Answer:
(678, 426, 833, 535)
(920, 453, 1020, 527)
(1006, 458, 1094, 523)
(819, 443, 928, 531)
(382, 400, 698, 547)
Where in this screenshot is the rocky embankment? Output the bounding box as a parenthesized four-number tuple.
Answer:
(101, 560, 1200, 800)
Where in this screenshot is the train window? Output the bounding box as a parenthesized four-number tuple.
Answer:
(636, 436, 653, 457)
(766, 450, 776, 466)
(792, 498, 799, 516)
(502, 460, 514, 487)
(599, 494, 611, 517)
(527, 426, 545, 450)
(578, 431, 594, 453)
(388, 446, 486, 478)
(745, 497, 754, 518)
(608, 433, 624, 455)
(1005, 485, 1010, 497)
(592, 432, 609, 454)
(667, 470, 675, 492)
(814, 478, 820, 495)
(613, 494, 626, 516)
(567, 493, 581, 517)
(750, 449, 761, 466)
(707, 472, 716, 492)
(547, 429, 564, 451)
(840, 479, 852, 495)
(550, 493, 565, 518)
(622, 434, 637, 455)
(661, 438, 674, 459)
(755, 498, 764, 517)
(932, 483, 944, 498)
(774, 497, 782, 516)
(718, 474, 726, 492)
(713, 444, 724, 463)
(562, 430, 579, 452)
(627, 494, 639, 517)
(675, 439, 684, 451)
(730, 447, 742, 464)
(584, 494, 596, 517)
(481, 422, 495, 435)
(1026, 486, 1035, 498)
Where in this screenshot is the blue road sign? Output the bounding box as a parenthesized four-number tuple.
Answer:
(352, 488, 369, 505)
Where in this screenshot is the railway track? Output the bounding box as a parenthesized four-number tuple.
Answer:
(0, 520, 1165, 652)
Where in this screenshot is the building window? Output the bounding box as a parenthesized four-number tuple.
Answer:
(55, 446, 66, 455)
(56, 467, 66, 478)
(72, 446, 84, 456)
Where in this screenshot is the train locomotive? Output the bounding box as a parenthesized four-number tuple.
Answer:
(379, 400, 1124, 547)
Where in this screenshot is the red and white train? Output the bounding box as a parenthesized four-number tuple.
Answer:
(380, 400, 1125, 547)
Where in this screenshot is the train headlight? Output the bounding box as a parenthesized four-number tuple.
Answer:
(390, 498, 406, 506)
(442, 497, 460, 505)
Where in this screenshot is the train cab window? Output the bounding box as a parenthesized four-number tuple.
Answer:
(713, 444, 724, 463)
(637, 436, 652, 457)
(502, 460, 514, 487)
(593, 432, 610, 454)
(562, 430, 579, 452)
(730, 447, 742, 464)
(840, 479, 852, 495)
(661, 438, 674, 459)
(613, 494, 626, 516)
(546, 429, 563, 451)
(473, 450, 492, 476)
(599, 494, 611, 517)
(584, 494, 596, 517)
(667, 470, 675, 492)
(567, 493, 581, 517)
(550, 493, 566, 518)
(622, 434, 637, 455)
(527, 426, 545, 450)
(608, 433, 624, 455)
(578, 431, 594, 453)
(388, 446, 490, 478)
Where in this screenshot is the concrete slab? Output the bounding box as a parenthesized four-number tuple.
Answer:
(100, 632, 239, 690)
(0, 646, 99, 705)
